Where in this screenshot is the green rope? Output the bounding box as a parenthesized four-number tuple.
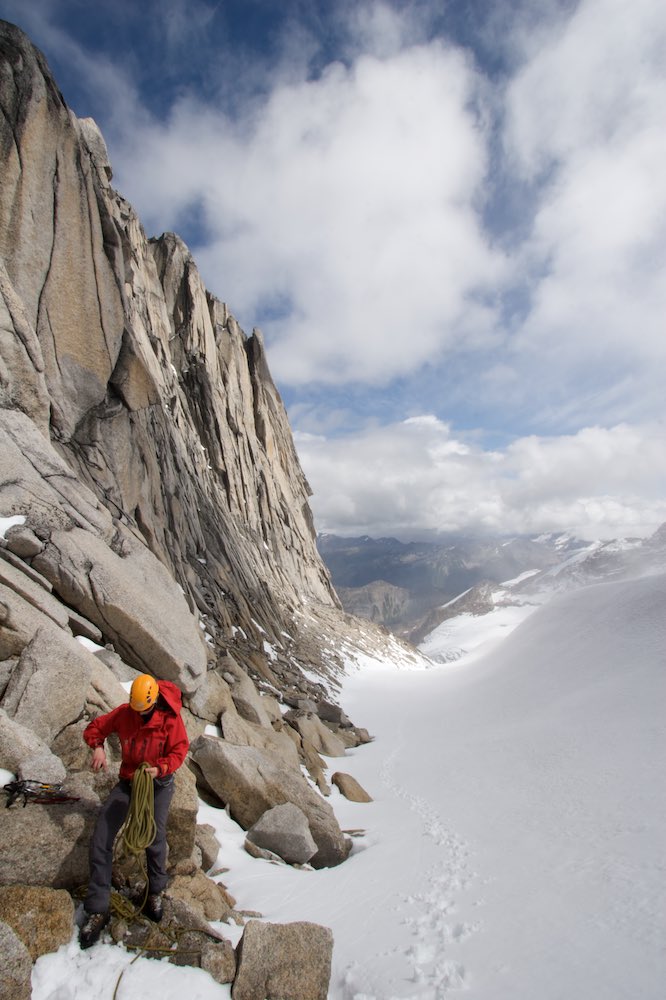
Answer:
(110, 890, 140, 922)
(110, 764, 157, 920)
(122, 764, 157, 855)
(105, 766, 206, 993)
(111, 766, 159, 998)
(113, 952, 141, 1000)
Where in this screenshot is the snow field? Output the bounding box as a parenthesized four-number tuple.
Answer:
(28, 572, 666, 999)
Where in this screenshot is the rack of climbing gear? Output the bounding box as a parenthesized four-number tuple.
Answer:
(3, 778, 81, 808)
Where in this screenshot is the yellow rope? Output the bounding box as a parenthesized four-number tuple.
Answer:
(106, 766, 209, 997)
(121, 764, 157, 855)
(110, 763, 157, 920)
(110, 890, 139, 922)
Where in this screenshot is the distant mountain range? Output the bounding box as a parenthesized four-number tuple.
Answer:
(317, 525, 666, 645)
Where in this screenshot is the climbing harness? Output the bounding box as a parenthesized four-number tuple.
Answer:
(3, 779, 80, 808)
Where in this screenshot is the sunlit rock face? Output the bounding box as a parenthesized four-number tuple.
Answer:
(0, 21, 430, 819)
(0, 18, 352, 698)
(0, 40, 431, 990)
(0, 30, 433, 994)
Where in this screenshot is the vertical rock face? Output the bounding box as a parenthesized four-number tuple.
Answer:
(0, 22, 430, 932)
(0, 19, 340, 691)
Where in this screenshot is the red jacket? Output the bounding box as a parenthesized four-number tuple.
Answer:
(83, 679, 189, 780)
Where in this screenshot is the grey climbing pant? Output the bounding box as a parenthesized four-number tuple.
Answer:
(84, 774, 175, 914)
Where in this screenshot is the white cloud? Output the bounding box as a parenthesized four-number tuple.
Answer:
(341, 0, 432, 59)
(8, 0, 665, 543)
(160, 0, 216, 52)
(112, 27, 505, 385)
(100, 0, 665, 433)
(1, 0, 148, 132)
(295, 417, 666, 540)
(504, 0, 666, 413)
(506, 0, 665, 175)
(13, 0, 666, 418)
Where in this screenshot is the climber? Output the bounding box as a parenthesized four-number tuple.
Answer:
(79, 673, 189, 949)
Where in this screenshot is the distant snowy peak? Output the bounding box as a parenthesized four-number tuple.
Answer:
(418, 523, 666, 663)
(498, 569, 541, 588)
(493, 526, 664, 600)
(641, 520, 666, 551)
(318, 525, 666, 650)
(531, 531, 591, 553)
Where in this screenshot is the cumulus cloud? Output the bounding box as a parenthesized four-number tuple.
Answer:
(97, 0, 665, 434)
(503, 0, 666, 420)
(6, 0, 665, 541)
(11, 1, 666, 406)
(113, 34, 504, 385)
(0, 0, 148, 131)
(160, 0, 216, 52)
(296, 417, 666, 540)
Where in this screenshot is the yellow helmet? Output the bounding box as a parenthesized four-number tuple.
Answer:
(129, 674, 159, 712)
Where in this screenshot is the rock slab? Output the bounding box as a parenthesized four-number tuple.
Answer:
(0, 885, 74, 961)
(0, 919, 33, 1000)
(246, 802, 317, 865)
(0, 773, 100, 889)
(332, 771, 373, 802)
(232, 919, 333, 1000)
(190, 736, 351, 868)
(0, 708, 66, 783)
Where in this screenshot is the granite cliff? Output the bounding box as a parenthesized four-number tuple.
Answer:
(0, 19, 418, 697)
(0, 20, 426, 994)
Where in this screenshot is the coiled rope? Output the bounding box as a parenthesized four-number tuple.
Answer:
(110, 764, 160, 997)
(121, 764, 157, 856)
(110, 764, 157, 921)
(78, 765, 205, 996)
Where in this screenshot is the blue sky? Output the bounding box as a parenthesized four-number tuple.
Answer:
(2, 0, 665, 540)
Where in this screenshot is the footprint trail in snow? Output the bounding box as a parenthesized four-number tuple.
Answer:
(344, 743, 482, 999)
(382, 746, 481, 995)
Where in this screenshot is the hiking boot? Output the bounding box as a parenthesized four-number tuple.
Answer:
(79, 910, 110, 949)
(142, 892, 164, 923)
